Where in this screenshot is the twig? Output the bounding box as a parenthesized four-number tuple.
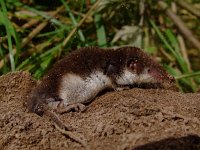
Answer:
(22, 19, 40, 29)
(54, 124, 90, 150)
(21, 6, 64, 48)
(61, 0, 101, 49)
(177, 35, 196, 85)
(21, 21, 49, 48)
(71, 10, 93, 22)
(175, 0, 200, 18)
(177, 35, 191, 71)
(44, 110, 90, 149)
(158, 1, 200, 51)
(161, 109, 200, 124)
(160, 47, 175, 62)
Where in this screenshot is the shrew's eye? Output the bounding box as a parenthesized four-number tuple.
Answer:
(127, 58, 143, 74)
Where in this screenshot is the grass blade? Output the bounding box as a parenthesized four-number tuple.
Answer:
(150, 20, 188, 73)
(0, 0, 15, 71)
(175, 71, 200, 80)
(61, 0, 86, 42)
(165, 29, 179, 54)
(94, 14, 107, 47)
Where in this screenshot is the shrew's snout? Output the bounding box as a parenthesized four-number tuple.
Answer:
(148, 67, 175, 83)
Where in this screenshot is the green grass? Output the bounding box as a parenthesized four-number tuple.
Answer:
(0, 0, 200, 92)
(61, 0, 86, 42)
(150, 20, 199, 92)
(1, 0, 16, 71)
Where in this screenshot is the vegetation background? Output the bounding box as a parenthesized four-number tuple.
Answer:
(0, 0, 200, 92)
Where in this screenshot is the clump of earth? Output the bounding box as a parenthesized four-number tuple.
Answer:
(0, 71, 200, 150)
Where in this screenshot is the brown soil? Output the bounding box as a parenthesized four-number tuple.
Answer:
(0, 71, 200, 150)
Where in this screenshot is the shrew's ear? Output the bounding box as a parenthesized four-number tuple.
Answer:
(127, 58, 144, 74)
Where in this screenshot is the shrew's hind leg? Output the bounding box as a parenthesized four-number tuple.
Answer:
(54, 100, 87, 114)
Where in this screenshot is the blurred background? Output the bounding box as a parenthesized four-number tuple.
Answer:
(0, 0, 200, 92)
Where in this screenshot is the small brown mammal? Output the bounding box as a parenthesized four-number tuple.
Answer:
(28, 46, 174, 116)
(27, 47, 174, 144)
(27, 46, 174, 146)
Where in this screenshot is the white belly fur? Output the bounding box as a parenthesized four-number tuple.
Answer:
(58, 71, 112, 105)
(116, 68, 155, 85)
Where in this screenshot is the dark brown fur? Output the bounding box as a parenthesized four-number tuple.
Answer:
(28, 46, 174, 116)
(27, 46, 175, 148)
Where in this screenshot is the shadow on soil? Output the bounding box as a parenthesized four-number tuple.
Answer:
(134, 134, 200, 150)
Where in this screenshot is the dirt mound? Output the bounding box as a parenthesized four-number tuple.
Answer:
(0, 72, 200, 150)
